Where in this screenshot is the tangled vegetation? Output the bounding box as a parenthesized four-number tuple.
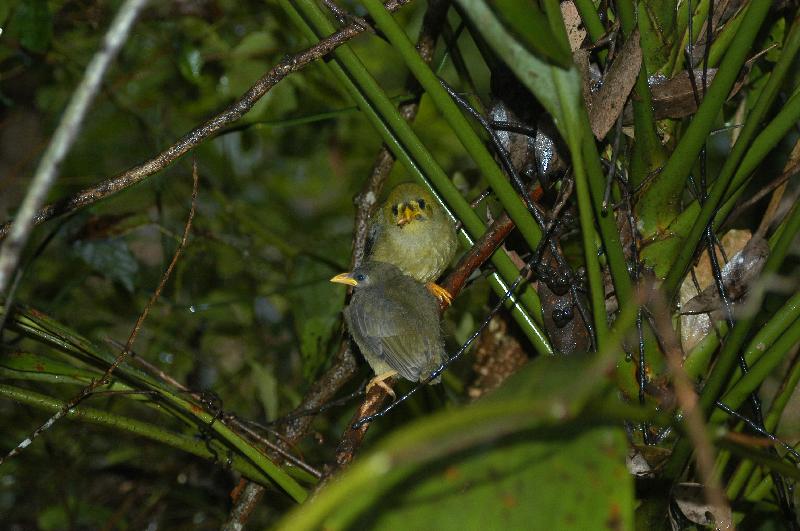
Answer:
(1, 0, 800, 529)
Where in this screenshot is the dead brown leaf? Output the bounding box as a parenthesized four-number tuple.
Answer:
(560, 1, 586, 53)
(649, 69, 718, 120)
(588, 29, 641, 139)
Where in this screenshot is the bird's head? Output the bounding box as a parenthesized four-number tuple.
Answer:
(382, 183, 437, 229)
(330, 261, 403, 289)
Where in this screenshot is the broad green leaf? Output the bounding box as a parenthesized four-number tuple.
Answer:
(275, 352, 635, 530)
(359, 426, 631, 531)
(249, 360, 279, 421)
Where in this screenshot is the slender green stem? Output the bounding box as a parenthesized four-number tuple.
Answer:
(716, 318, 800, 420)
(727, 352, 800, 499)
(553, 74, 608, 348)
(616, 0, 664, 189)
(287, 0, 552, 352)
(0, 384, 284, 486)
(743, 291, 800, 367)
(683, 323, 727, 381)
(714, 91, 800, 223)
(4, 305, 309, 502)
(707, 6, 746, 67)
(662, 8, 799, 298)
(572, 0, 605, 42)
(669, 0, 709, 76)
(665, 198, 800, 478)
(360, 0, 544, 253)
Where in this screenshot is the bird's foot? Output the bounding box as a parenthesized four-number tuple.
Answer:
(426, 282, 453, 306)
(366, 371, 397, 400)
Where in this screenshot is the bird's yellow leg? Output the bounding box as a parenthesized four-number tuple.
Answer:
(426, 282, 453, 306)
(367, 371, 397, 399)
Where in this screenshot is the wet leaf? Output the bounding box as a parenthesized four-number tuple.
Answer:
(72, 238, 140, 293)
(681, 235, 769, 317)
(360, 426, 631, 531)
(673, 483, 732, 528)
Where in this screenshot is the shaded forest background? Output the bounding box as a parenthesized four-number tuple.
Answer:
(1, 0, 800, 529)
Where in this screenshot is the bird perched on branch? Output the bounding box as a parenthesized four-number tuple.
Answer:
(330, 261, 447, 396)
(366, 183, 458, 304)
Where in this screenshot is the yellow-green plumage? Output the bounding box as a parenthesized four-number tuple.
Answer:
(367, 183, 458, 284)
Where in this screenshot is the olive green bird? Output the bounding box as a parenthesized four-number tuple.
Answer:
(330, 261, 447, 396)
(367, 183, 458, 304)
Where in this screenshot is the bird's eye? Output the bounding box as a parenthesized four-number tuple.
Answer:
(391, 204, 399, 216)
(417, 198, 426, 210)
(355, 273, 366, 282)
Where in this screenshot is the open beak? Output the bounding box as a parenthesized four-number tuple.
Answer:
(396, 205, 417, 227)
(330, 272, 358, 286)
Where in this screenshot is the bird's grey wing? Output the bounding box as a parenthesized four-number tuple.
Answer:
(348, 294, 435, 381)
(381, 327, 444, 382)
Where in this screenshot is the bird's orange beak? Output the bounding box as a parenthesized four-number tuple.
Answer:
(396, 204, 417, 227)
(330, 272, 358, 286)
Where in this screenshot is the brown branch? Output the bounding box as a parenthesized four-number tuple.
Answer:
(318, 383, 391, 493)
(442, 212, 514, 301)
(0, 0, 411, 242)
(649, 293, 732, 529)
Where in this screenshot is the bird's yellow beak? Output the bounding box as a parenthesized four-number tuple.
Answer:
(330, 272, 358, 286)
(397, 204, 418, 227)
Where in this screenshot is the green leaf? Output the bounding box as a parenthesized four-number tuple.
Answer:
(360, 426, 631, 531)
(491, 0, 572, 68)
(249, 360, 279, 421)
(178, 48, 204, 84)
(456, 0, 576, 139)
(8, 0, 53, 53)
(0, 351, 99, 384)
(275, 351, 635, 530)
(72, 238, 140, 292)
(287, 255, 345, 379)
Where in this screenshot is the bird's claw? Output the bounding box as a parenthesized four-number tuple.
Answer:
(366, 371, 397, 400)
(426, 282, 453, 306)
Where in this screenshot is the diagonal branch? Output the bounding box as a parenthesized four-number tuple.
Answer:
(0, 0, 411, 244)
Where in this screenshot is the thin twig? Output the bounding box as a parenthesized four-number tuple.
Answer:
(649, 293, 732, 530)
(0, 0, 149, 295)
(0, 161, 198, 466)
(111, 338, 323, 478)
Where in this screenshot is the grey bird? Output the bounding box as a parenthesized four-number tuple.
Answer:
(330, 261, 447, 396)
